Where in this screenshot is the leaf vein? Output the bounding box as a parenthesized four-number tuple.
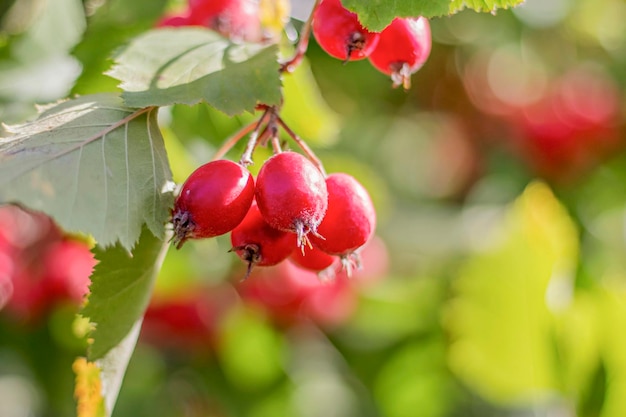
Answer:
(124, 123, 130, 243)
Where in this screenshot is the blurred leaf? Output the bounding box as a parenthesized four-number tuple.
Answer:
(552, 291, 603, 399)
(107, 28, 282, 114)
(73, 357, 106, 417)
(160, 125, 199, 185)
(217, 306, 285, 391)
(71, 0, 168, 94)
(281, 55, 340, 146)
(0, 0, 85, 121)
(82, 226, 169, 360)
(0, 93, 174, 250)
(594, 285, 626, 417)
(446, 181, 579, 403)
(343, 0, 524, 32)
(345, 278, 441, 349)
(374, 340, 453, 417)
(6, 0, 85, 59)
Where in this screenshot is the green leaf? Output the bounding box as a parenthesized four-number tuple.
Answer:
(342, 0, 524, 32)
(445, 182, 579, 403)
(0, 93, 174, 250)
(82, 226, 170, 360)
(449, 0, 525, 15)
(107, 28, 282, 114)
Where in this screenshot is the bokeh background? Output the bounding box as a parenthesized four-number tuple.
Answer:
(2, 0, 626, 416)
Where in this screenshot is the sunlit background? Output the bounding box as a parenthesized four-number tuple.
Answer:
(2, 0, 626, 416)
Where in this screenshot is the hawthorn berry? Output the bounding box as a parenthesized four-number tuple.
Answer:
(368, 16, 432, 89)
(188, 0, 262, 42)
(236, 261, 357, 328)
(230, 201, 296, 274)
(309, 173, 376, 257)
(312, 0, 380, 62)
(255, 151, 328, 247)
(171, 159, 255, 248)
(289, 245, 337, 273)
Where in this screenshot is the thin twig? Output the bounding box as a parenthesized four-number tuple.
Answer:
(279, 0, 322, 73)
(266, 109, 282, 154)
(276, 116, 326, 176)
(211, 119, 258, 162)
(239, 107, 272, 166)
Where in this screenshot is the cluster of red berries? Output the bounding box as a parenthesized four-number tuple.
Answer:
(312, 0, 432, 89)
(157, 0, 432, 89)
(171, 151, 376, 279)
(157, 0, 264, 42)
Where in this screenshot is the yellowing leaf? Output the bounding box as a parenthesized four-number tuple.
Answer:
(446, 181, 579, 403)
(594, 284, 626, 417)
(260, 0, 291, 41)
(73, 358, 106, 417)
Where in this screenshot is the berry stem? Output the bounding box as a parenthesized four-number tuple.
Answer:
(211, 119, 258, 162)
(279, 0, 322, 73)
(267, 109, 283, 154)
(239, 107, 273, 166)
(276, 116, 326, 176)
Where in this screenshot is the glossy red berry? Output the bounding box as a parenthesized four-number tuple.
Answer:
(188, 0, 262, 42)
(312, 0, 380, 62)
(172, 160, 255, 248)
(255, 152, 328, 247)
(230, 202, 296, 273)
(289, 245, 337, 272)
(309, 173, 376, 256)
(368, 17, 431, 89)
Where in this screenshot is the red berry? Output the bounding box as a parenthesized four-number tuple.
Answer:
(309, 173, 375, 256)
(289, 245, 337, 272)
(172, 160, 255, 248)
(142, 284, 237, 353)
(43, 238, 95, 303)
(508, 65, 621, 181)
(230, 202, 296, 273)
(312, 0, 380, 62)
(368, 17, 431, 89)
(188, 0, 262, 42)
(255, 152, 328, 247)
(156, 11, 193, 27)
(236, 261, 357, 328)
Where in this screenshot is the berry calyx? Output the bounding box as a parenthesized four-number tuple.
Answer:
(172, 159, 255, 248)
(230, 202, 296, 275)
(312, 0, 380, 62)
(309, 173, 376, 257)
(368, 17, 432, 89)
(255, 151, 328, 248)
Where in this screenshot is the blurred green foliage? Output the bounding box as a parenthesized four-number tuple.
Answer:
(2, 0, 626, 416)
